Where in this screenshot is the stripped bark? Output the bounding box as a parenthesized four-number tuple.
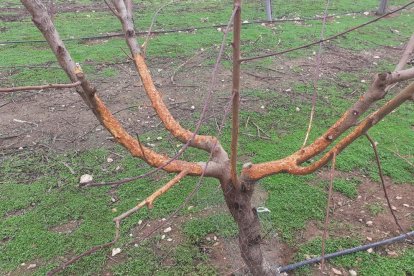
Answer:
(242, 74, 414, 181)
(111, 0, 224, 155)
(21, 0, 205, 177)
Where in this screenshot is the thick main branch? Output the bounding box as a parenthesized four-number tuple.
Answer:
(242, 75, 414, 181)
(21, 0, 204, 176)
(111, 0, 224, 155)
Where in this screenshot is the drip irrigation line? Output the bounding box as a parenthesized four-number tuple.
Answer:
(0, 10, 373, 45)
(276, 230, 414, 273)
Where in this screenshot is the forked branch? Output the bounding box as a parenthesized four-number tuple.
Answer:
(111, 0, 223, 154)
(21, 0, 204, 176)
(242, 75, 414, 181)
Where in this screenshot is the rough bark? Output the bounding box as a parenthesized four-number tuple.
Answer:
(220, 172, 278, 276)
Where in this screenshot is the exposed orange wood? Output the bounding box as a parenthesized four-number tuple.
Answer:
(133, 54, 218, 152)
(242, 81, 414, 180)
(76, 72, 203, 176)
(114, 170, 189, 222)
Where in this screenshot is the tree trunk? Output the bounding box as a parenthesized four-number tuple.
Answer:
(264, 0, 272, 22)
(220, 175, 278, 275)
(376, 0, 388, 15)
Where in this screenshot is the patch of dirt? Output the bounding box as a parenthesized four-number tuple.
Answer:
(4, 204, 35, 219)
(207, 234, 294, 275)
(6, 259, 43, 276)
(297, 170, 414, 275)
(49, 220, 81, 234)
(1, 236, 11, 245)
(314, 170, 414, 238)
(1, 46, 392, 155)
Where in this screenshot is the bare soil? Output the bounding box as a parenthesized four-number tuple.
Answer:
(298, 170, 414, 275)
(49, 220, 82, 234)
(0, 46, 395, 153)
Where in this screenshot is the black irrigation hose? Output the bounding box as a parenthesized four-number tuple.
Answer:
(0, 11, 370, 45)
(276, 231, 414, 273)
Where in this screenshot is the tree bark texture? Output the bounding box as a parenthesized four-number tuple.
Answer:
(220, 175, 277, 275)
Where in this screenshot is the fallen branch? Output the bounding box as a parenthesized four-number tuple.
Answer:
(0, 81, 80, 93)
(46, 224, 120, 276)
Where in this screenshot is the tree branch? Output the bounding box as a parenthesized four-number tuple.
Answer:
(0, 81, 80, 93)
(74, 68, 203, 175)
(242, 80, 414, 181)
(230, 0, 242, 187)
(365, 133, 405, 233)
(302, 0, 331, 147)
(21, 0, 204, 176)
(141, 0, 175, 52)
(113, 170, 188, 222)
(321, 152, 336, 272)
(395, 33, 414, 71)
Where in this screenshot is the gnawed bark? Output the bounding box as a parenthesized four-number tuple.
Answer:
(242, 73, 414, 181)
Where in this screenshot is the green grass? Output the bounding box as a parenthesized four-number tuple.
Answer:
(367, 202, 385, 216)
(2, 0, 414, 85)
(318, 177, 361, 199)
(183, 213, 237, 243)
(0, 148, 222, 275)
(111, 240, 216, 275)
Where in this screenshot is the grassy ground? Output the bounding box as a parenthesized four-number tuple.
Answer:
(1, 1, 414, 275)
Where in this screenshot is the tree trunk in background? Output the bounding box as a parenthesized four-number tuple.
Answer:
(265, 0, 273, 21)
(376, 0, 388, 15)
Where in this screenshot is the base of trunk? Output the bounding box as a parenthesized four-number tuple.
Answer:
(221, 179, 279, 276)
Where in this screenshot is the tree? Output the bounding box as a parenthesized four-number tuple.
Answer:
(377, 0, 389, 15)
(4, 0, 414, 275)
